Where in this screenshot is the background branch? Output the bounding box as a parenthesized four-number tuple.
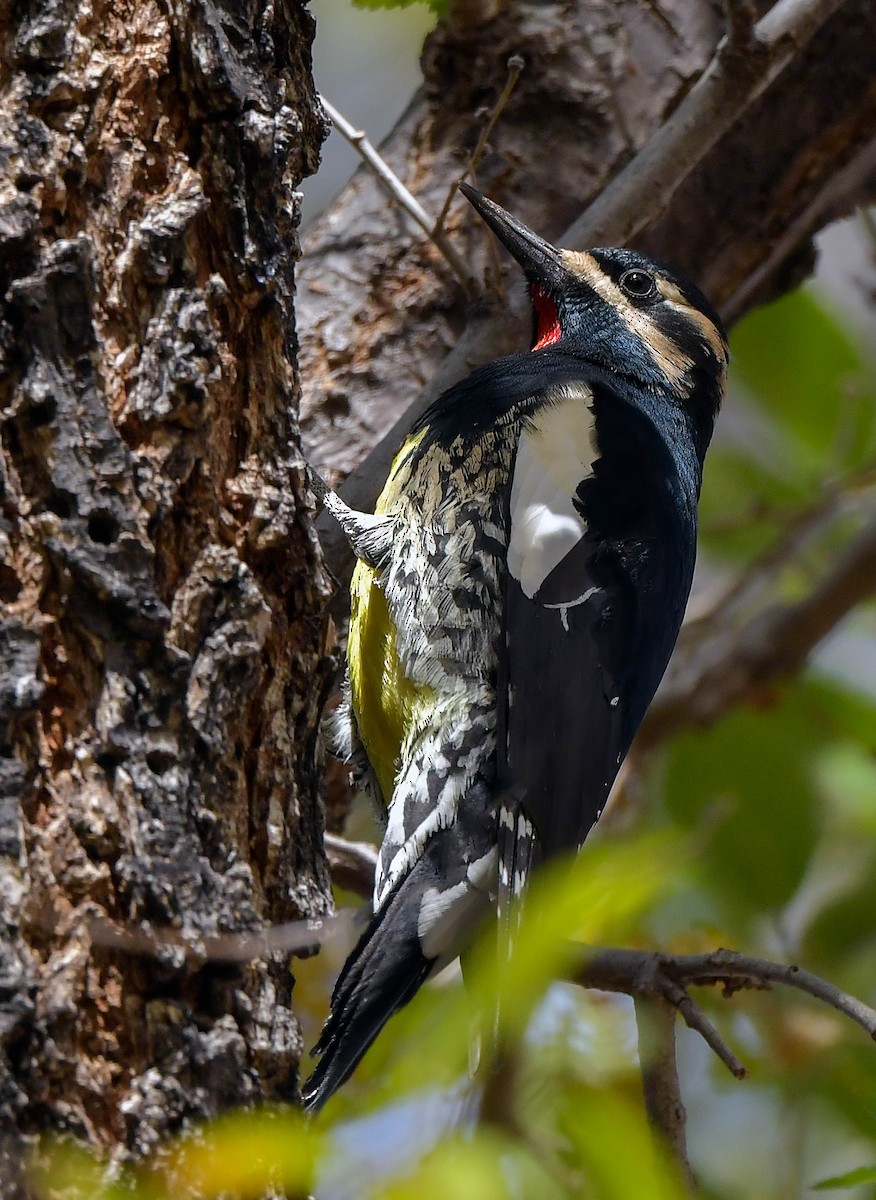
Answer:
(634, 994, 696, 1194)
(576, 947, 876, 1043)
(563, 0, 842, 252)
(324, 832, 379, 899)
(641, 509, 876, 747)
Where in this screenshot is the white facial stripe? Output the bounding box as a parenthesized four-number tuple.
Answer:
(508, 383, 596, 599)
(560, 250, 712, 390)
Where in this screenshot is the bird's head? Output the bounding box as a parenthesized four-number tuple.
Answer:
(460, 183, 728, 461)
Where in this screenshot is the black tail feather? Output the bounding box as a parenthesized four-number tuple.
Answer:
(301, 871, 432, 1112)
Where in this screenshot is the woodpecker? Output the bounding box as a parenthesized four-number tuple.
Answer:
(302, 184, 728, 1111)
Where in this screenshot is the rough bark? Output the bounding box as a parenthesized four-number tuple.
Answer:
(299, 0, 876, 574)
(0, 0, 331, 1189)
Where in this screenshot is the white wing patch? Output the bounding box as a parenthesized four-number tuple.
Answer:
(416, 847, 497, 966)
(507, 383, 598, 600)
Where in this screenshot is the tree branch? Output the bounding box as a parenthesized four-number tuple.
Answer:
(633, 994, 695, 1194)
(323, 832, 378, 899)
(641, 510, 876, 747)
(657, 975, 748, 1080)
(563, 0, 844, 252)
(434, 54, 525, 236)
(576, 946, 876, 1047)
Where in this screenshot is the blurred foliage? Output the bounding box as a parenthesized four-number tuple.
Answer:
(353, 0, 447, 17)
(30, 253, 876, 1197)
(814, 1167, 876, 1192)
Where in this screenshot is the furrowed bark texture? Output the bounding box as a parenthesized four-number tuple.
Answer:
(300, 0, 876, 551)
(0, 0, 331, 1187)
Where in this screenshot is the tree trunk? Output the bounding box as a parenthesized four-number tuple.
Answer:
(0, 0, 331, 1190)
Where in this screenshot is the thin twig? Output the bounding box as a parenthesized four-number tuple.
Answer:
(724, 0, 759, 50)
(638, 0, 682, 39)
(85, 907, 361, 963)
(433, 55, 525, 236)
(658, 976, 748, 1079)
(859, 205, 876, 252)
(319, 95, 475, 293)
(86, 835, 376, 963)
(633, 994, 695, 1193)
(690, 949, 876, 1041)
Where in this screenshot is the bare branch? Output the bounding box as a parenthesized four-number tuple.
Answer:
(85, 908, 361, 963)
(87, 833, 376, 964)
(324, 832, 378, 900)
(319, 95, 475, 293)
(576, 945, 876, 1048)
(683, 949, 876, 1040)
(633, 994, 696, 1193)
(658, 976, 749, 1079)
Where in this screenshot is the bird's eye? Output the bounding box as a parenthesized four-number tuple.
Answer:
(619, 269, 657, 299)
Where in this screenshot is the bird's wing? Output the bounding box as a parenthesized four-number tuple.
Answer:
(497, 382, 635, 919)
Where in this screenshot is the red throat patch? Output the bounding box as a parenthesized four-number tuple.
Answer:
(531, 284, 561, 350)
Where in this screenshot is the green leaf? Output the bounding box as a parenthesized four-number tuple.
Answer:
(384, 1132, 519, 1200)
(812, 1165, 876, 1190)
(806, 677, 876, 753)
(161, 1108, 319, 1199)
(558, 1085, 690, 1200)
(27, 1140, 134, 1200)
(803, 855, 876, 964)
(353, 0, 447, 15)
(698, 447, 811, 559)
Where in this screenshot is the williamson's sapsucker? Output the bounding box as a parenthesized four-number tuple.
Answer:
(303, 185, 728, 1109)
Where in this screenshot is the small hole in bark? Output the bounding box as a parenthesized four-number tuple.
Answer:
(146, 750, 175, 775)
(0, 565, 22, 603)
(46, 492, 74, 518)
(87, 512, 120, 544)
(28, 398, 56, 426)
(96, 748, 126, 776)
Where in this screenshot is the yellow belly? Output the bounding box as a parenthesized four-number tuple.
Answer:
(347, 430, 432, 808)
(347, 562, 416, 805)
